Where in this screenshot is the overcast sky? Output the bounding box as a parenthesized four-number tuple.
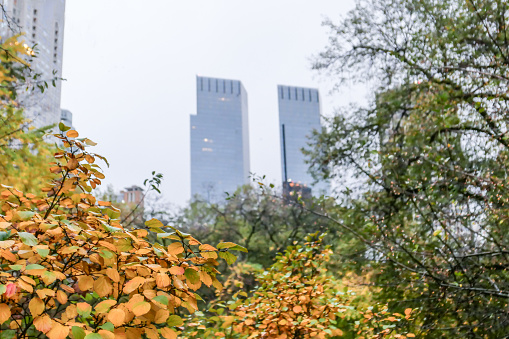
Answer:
(60, 1, 363, 207)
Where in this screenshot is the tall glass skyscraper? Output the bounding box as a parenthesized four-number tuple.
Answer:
(278, 85, 328, 196)
(1, 0, 66, 129)
(190, 76, 250, 202)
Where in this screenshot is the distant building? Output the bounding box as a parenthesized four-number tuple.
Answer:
(60, 108, 72, 128)
(190, 76, 250, 202)
(278, 85, 328, 196)
(119, 186, 144, 207)
(0, 0, 66, 129)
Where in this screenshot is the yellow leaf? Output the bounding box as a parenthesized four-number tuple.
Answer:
(155, 273, 170, 288)
(160, 328, 178, 339)
(169, 266, 185, 276)
(47, 323, 69, 339)
(106, 268, 120, 282)
(96, 299, 117, 313)
(78, 275, 94, 291)
(0, 303, 11, 323)
(145, 326, 159, 339)
(29, 297, 45, 316)
(154, 309, 169, 324)
(108, 308, 125, 327)
(66, 130, 79, 138)
(132, 301, 151, 316)
(167, 242, 184, 255)
(407, 334, 416, 338)
(123, 276, 145, 294)
(56, 290, 67, 304)
(199, 270, 212, 287)
(94, 276, 112, 297)
(33, 315, 53, 333)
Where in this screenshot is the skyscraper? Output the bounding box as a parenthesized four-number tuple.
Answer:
(190, 76, 250, 201)
(278, 85, 328, 196)
(1, 0, 66, 129)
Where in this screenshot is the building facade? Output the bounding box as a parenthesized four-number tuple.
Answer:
(278, 85, 328, 196)
(1, 0, 66, 129)
(190, 76, 250, 202)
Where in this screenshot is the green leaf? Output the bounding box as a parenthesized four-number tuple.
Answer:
(0, 330, 16, 339)
(167, 314, 183, 327)
(152, 295, 169, 305)
(184, 268, 200, 284)
(227, 244, 248, 253)
(99, 322, 115, 332)
(218, 251, 237, 265)
(145, 218, 164, 228)
(99, 249, 115, 259)
(59, 122, 71, 132)
(8, 265, 22, 271)
(84, 334, 103, 339)
(216, 242, 239, 250)
(18, 232, 38, 246)
(25, 264, 45, 270)
(16, 211, 35, 221)
(0, 231, 11, 241)
(36, 248, 50, 258)
(0, 284, 5, 295)
(71, 327, 86, 339)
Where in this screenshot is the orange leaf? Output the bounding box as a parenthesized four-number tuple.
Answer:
(29, 297, 45, 317)
(33, 315, 53, 333)
(155, 273, 170, 288)
(293, 305, 302, 313)
(167, 242, 184, 255)
(160, 328, 178, 339)
(66, 130, 79, 138)
(56, 290, 68, 304)
(108, 308, 125, 327)
(106, 268, 120, 282)
(169, 266, 185, 276)
(96, 299, 117, 313)
(155, 309, 170, 324)
(0, 303, 11, 323)
(94, 276, 112, 297)
(78, 275, 94, 291)
(407, 334, 416, 338)
(123, 276, 145, 294)
(132, 301, 151, 316)
(47, 323, 69, 339)
(199, 270, 212, 287)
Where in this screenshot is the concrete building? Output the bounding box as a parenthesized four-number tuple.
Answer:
(278, 85, 328, 196)
(190, 76, 250, 202)
(0, 0, 66, 129)
(119, 186, 144, 207)
(60, 108, 72, 128)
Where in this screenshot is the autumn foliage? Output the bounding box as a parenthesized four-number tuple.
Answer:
(0, 126, 245, 339)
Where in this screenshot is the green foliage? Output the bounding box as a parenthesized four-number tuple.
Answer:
(306, 0, 509, 336)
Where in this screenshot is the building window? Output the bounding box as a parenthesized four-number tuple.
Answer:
(202, 147, 213, 152)
(280, 87, 284, 99)
(288, 87, 291, 100)
(215, 78, 218, 92)
(302, 89, 305, 101)
(32, 26, 36, 31)
(295, 88, 298, 100)
(34, 9, 37, 15)
(309, 89, 312, 102)
(32, 33, 36, 38)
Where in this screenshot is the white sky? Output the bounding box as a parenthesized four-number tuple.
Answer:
(60, 0, 363, 207)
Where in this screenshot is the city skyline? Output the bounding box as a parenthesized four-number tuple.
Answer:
(1, 0, 66, 129)
(190, 76, 250, 202)
(278, 84, 328, 196)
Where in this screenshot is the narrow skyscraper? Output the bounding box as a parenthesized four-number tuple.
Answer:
(1, 0, 66, 129)
(190, 76, 250, 202)
(278, 85, 328, 196)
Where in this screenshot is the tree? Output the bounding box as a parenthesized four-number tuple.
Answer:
(175, 184, 335, 268)
(306, 0, 509, 336)
(182, 234, 416, 339)
(0, 126, 245, 338)
(0, 34, 55, 193)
